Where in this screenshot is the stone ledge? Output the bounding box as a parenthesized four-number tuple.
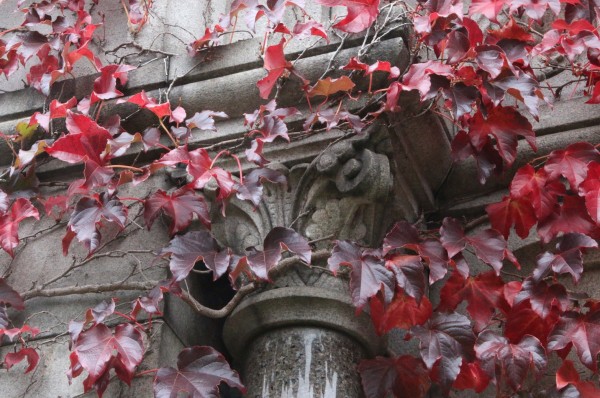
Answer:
(0, 35, 409, 169)
(437, 125, 600, 212)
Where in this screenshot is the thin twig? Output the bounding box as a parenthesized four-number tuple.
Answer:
(166, 57, 207, 98)
(464, 215, 489, 232)
(288, 211, 310, 228)
(308, 234, 335, 245)
(318, 33, 348, 80)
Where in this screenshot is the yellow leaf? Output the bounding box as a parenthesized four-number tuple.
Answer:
(308, 76, 355, 98)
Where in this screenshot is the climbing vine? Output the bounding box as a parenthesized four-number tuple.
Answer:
(0, 0, 599, 396)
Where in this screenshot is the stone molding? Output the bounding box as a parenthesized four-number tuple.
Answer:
(223, 285, 382, 359)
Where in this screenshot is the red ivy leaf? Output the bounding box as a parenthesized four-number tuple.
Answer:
(504, 300, 560, 346)
(186, 149, 237, 202)
(369, 293, 432, 335)
(170, 106, 186, 124)
(315, 0, 380, 33)
(385, 254, 426, 304)
(63, 193, 127, 255)
(73, 324, 144, 388)
(30, 97, 77, 131)
(440, 218, 508, 274)
(91, 64, 135, 103)
(577, 381, 600, 398)
(418, 239, 450, 284)
(468, 0, 506, 21)
(0, 198, 40, 257)
(442, 82, 479, 118)
(476, 331, 547, 391)
(4, 347, 39, 373)
(411, 312, 475, 392)
(556, 359, 600, 396)
(359, 355, 431, 398)
(581, 162, 600, 223)
(382, 220, 421, 255)
(144, 188, 210, 235)
(186, 110, 228, 131)
(292, 20, 329, 42)
(87, 299, 116, 325)
(0, 278, 24, 310)
(533, 233, 598, 283)
(236, 168, 287, 207)
(46, 112, 112, 165)
(467, 106, 536, 167)
(509, 0, 560, 20)
(120, 91, 171, 118)
(328, 241, 394, 310)
(586, 81, 600, 104)
(440, 217, 468, 258)
(400, 61, 454, 100)
(467, 229, 508, 275)
(439, 270, 506, 331)
(548, 306, 600, 371)
(257, 39, 291, 99)
(342, 58, 400, 77)
(154, 346, 244, 397)
(510, 165, 562, 220)
(538, 195, 597, 243)
(544, 142, 600, 190)
(161, 230, 231, 281)
(489, 73, 545, 120)
(153, 147, 237, 202)
(488, 17, 535, 42)
(557, 359, 580, 389)
(252, 115, 290, 143)
(453, 361, 491, 393)
(187, 28, 220, 53)
(247, 227, 311, 280)
(443, 30, 470, 64)
(487, 195, 537, 239)
(475, 45, 506, 78)
(514, 278, 569, 319)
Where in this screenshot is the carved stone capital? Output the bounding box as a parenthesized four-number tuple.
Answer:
(211, 124, 395, 256)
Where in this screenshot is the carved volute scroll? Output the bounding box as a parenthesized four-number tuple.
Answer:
(211, 124, 394, 255)
(293, 129, 393, 248)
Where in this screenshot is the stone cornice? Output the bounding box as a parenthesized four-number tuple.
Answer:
(0, 34, 409, 169)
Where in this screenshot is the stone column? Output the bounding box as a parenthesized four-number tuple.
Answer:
(224, 282, 379, 397)
(217, 130, 395, 397)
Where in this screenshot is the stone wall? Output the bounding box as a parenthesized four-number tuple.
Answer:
(0, 1, 599, 397)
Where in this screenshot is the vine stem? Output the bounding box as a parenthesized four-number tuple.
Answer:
(158, 118, 179, 147)
(105, 164, 145, 173)
(231, 153, 244, 184)
(178, 282, 257, 319)
(180, 250, 332, 318)
(464, 215, 489, 232)
(135, 369, 158, 377)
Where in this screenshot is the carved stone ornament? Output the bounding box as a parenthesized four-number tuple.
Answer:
(212, 125, 394, 253)
(217, 125, 394, 398)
